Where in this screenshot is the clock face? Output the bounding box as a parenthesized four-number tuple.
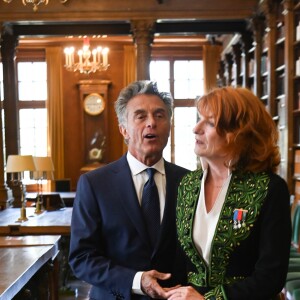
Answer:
(83, 93, 105, 116)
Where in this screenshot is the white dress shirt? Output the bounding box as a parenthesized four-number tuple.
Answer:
(126, 151, 166, 294)
(127, 151, 166, 222)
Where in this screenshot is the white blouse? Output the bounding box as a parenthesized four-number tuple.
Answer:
(193, 169, 232, 265)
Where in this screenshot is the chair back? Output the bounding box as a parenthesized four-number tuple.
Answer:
(292, 203, 300, 248)
(54, 179, 71, 192)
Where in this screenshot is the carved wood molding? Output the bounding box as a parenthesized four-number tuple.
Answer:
(130, 19, 155, 44)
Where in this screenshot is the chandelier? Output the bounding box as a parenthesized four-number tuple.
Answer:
(64, 37, 110, 75)
(3, 0, 68, 12)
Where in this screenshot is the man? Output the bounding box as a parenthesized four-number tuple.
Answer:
(69, 81, 189, 299)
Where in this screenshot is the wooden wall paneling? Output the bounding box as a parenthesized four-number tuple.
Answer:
(62, 42, 125, 187)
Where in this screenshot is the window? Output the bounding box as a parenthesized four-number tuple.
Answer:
(0, 63, 3, 101)
(17, 61, 48, 182)
(17, 62, 47, 157)
(0, 63, 5, 167)
(150, 59, 203, 170)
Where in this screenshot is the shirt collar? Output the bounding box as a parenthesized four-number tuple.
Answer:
(200, 157, 208, 171)
(126, 151, 165, 176)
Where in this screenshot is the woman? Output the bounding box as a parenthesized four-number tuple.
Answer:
(166, 87, 291, 300)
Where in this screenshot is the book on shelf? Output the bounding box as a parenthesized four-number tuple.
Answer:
(294, 149, 300, 177)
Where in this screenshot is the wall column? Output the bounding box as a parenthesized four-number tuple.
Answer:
(131, 20, 155, 80)
(0, 25, 15, 208)
(1, 28, 19, 156)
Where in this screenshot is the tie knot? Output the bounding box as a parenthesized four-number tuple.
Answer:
(146, 168, 156, 180)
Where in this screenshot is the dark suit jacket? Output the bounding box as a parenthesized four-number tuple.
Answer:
(176, 169, 292, 300)
(69, 154, 189, 300)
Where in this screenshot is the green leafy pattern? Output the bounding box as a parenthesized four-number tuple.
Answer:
(176, 169, 269, 299)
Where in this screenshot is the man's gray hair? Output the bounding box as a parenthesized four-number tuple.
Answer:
(114, 80, 173, 126)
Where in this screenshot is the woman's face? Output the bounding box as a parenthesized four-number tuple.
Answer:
(193, 110, 227, 160)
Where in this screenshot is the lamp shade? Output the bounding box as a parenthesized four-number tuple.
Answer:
(6, 155, 36, 173)
(32, 156, 55, 180)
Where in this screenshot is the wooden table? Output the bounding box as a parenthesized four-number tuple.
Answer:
(0, 235, 61, 247)
(0, 208, 73, 297)
(0, 207, 72, 236)
(0, 235, 60, 300)
(26, 192, 76, 207)
(26, 192, 76, 201)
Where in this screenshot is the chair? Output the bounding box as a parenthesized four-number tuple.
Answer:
(285, 281, 300, 300)
(289, 201, 300, 257)
(284, 201, 300, 297)
(293, 289, 300, 300)
(54, 179, 71, 192)
(43, 193, 65, 211)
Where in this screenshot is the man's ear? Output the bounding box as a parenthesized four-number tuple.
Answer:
(119, 125, 129, 139)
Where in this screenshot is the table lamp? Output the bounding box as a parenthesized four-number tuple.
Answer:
(32, 156, 54, 214)
(6, 155, 36, 222)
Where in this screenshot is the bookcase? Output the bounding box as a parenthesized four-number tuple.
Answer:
(219, 0, 296, 194)
(293, 1, 300, 201)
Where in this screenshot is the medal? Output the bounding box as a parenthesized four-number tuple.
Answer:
(233, 208, 248, 229)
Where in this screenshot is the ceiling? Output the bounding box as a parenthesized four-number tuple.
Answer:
(3, 19, 252, 49)
(0, 0, 260, 22)
(0, 0, 260, 48)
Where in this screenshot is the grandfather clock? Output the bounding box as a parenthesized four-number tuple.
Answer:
(78, 80, 111, 173)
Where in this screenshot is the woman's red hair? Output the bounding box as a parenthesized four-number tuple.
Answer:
(197, 86, 280, 173)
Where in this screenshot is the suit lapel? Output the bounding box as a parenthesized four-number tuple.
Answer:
(159, 162, 176, 242)
(153, 161, 184, 257)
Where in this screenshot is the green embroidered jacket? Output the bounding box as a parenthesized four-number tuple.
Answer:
(176, 169, 291, 300)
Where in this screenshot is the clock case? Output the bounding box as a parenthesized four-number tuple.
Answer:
(78, 80, 111, 171)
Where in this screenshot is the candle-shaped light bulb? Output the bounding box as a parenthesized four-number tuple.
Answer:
(78, 49, 83, 64)
(102, 47, 109, 66)
(83, 45, 89, 53)
(70, 47, 75, 65)
(64, 48, 69, 66)
(64, 47, 74, 67)
(97, 47, 102, 63)
(92, 49, 97, 63)
(69, 47, 74, 66)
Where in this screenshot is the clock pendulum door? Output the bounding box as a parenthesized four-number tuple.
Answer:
(78, 80, 111, 173)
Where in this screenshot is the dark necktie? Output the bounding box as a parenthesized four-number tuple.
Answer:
(141, 168, 160, 249)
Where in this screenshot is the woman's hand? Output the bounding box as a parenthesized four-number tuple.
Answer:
(165, 286, 204, 300)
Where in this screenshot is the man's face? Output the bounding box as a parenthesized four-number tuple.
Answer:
(119, 94, 171, 166)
